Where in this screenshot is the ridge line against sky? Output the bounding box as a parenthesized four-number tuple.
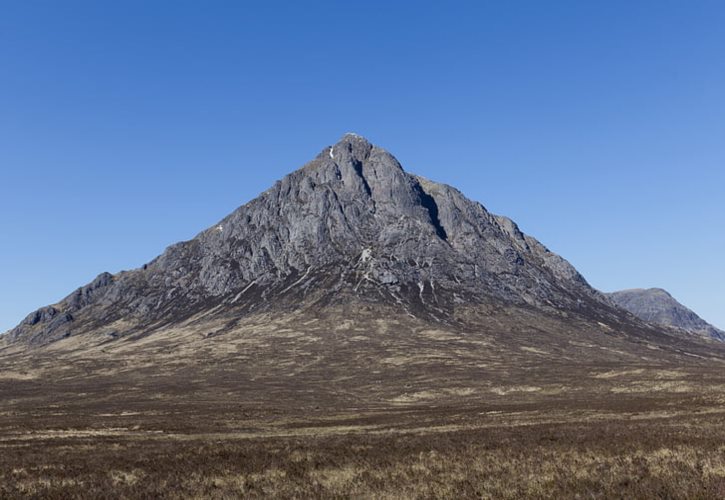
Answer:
(1, 1, 723, 332)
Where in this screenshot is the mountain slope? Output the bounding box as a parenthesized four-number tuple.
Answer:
(8, 133, 617, 346)
(608, 288, 725, 341)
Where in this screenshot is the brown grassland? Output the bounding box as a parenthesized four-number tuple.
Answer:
(2, 309, 725, 498)
(3, 391, 725, 498)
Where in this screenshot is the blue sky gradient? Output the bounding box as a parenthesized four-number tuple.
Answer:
(1, 0, 723, 332)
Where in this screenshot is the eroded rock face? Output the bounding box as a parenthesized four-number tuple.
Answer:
(607, 288, 725, 341)
(8, 134, 612, 345)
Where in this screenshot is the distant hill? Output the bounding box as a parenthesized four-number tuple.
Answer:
(607, 288, 724, 341)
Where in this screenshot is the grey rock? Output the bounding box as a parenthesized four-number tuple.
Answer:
(22, 306, 59, 326)
(607, 288, 725, 341)
(5, 134, 638, 345)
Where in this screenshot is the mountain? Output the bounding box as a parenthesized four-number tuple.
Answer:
(2, 133, 724, 414)
(607, 288, 725, 341)
(6, 133, 607, 344)
(4, 134, 718, 377)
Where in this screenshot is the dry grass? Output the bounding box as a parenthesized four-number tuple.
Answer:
(3, 306, 725, 497)
(3, 407, 725, 499)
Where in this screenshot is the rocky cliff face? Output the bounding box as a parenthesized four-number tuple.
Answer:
(9, 134, 622, 345)
(607, 288, 724, 341)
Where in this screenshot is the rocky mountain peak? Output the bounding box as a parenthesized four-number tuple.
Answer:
(328, 133, 374, 161)
(8, 135, 612, 345)
(319, 133, 409, 209)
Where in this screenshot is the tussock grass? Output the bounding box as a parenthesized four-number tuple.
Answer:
(3, 410, 725, 499)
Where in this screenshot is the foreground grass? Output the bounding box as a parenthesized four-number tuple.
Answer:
(3, 409, 725, 499)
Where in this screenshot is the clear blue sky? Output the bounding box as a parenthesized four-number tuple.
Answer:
(1, 1, 723, 332)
